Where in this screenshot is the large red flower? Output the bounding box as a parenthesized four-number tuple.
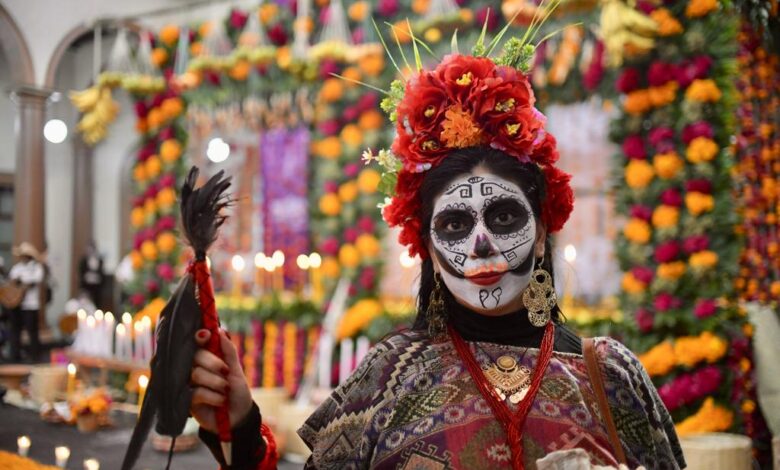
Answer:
(528, 132, 559, 166)
(396, 72, 449, 135)
(477, 71, 535, 122)
(392, 127, 449, 172)
(435, 54, 496, 107)
(541, 165, 574, 233)
(485, 107, 541, 159)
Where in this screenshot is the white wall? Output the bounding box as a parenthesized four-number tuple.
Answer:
(0, 51, 16, 173)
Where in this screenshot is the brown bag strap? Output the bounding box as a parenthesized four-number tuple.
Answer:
(583, 338, 627, 465)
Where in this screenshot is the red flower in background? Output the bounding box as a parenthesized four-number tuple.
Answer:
(475, 7, 500, 31)
(682, 121, 714, 144)
(683, 234, 710, 254)
(694, 298, 718, 319)
(630, 204, 653, 221)
(616, 67, 641, 93)
(267, 24, 288, 46)
(648, 61, 677, 87)
(686, 179, 713, 194)
(623, 135, 647, 159)
(660, 188, 683, 207)
(654, 292, 681, 312)
(632, 266, 655, 284)
(636, 307, 655, 332)
(320, 237, 340, 256)
(648, 127, 675, 152)
(655, 240, 681, 263)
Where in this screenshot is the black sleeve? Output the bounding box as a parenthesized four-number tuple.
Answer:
(198, 402, 267, 468)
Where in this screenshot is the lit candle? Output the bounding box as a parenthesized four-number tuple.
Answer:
(231, 254, 246, 297)
(296, 254, 310, 295)
(17, 435, 30, 457)
(104, 312, 115, 357)
(272, 250, 285, 292)
(137, 374, 149, 408)
(86, 315, 96, 356)
(254, 252, 266, 295)
(116, 324, 129, 360)
(55, 446, 70, 468)
(339, 338, 354, 384)
(309, 252, 322, 304)
(83, 458, 100, 470)
(67, 363, 77, 397)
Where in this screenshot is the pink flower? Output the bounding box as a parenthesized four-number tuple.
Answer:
(622, 135, 646, 159)
(475, 7, 499, 31)
(229, 9, 248, 30)
(343, 106, 360, 121)
(660, 188, 683, 207)
(267, 24, 288, 46)
(648, 127, 675, 151)
(144, 183, 160, 199)
(318, 120, 341, 136)
(319, 59, 340, 80)
(682, 121, 714, 144)
(654, 292, 680, 312)
(631, 266, 654, 284)
(159, 173, 176, 188)
(133, 234, 143, 250)
(694, 298, 718, 319)
(344, 163, 360, 178)
(583, 41, 605, 91)
(685, 179, 713, 194)
(682, 235, 710, 254)
(357, 93, 378, 111)
(654, 240, 680, 263)
(659, 366, 722, 411)
(320, 237, 340, 256)
(204, 70, 221, 86)
(157, 263, 175, 282)
(616, 68, 641, 93)
(152, 94, 165, 108)
(146, 279, 160, 293)
(323, 181, 339, 194)
(344, 228, 359, 243)
(130, 293, 146, 307)
(134, 101, 149, 118)
(359, 267, 376, 290)
(159, 127, 175, 141)
(676, 56, 713, 88)
(357, 216, 375, 233)
(648, 61, 676, 87)
(351, 27, 365, 44)
(637, 0, 656, 13)
(138, 145, 155, 162)
(377, 0, 399, 17)
(157, 215, 176, 231)
(636, 308, 655, 333)
(630, 205, 653, 222)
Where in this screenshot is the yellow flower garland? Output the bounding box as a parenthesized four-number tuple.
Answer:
(640, 331, 728, 377)
(675, 397, 733, 436)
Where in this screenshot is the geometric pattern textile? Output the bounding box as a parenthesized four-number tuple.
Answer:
(299, 331, 684, 469)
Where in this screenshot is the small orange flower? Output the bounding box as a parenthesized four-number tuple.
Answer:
(652, 205, 680, 229)
(686, 137, 719, 163)
(151, 48, 169, 68)
(650, 8, 684, 36)
(440, 104, 483, 149)
(229, 60, 251, 81)
(340, 124, 363, 147)
(159, 24, 180, 46)
(685, 0, 718, 18)
(685, 192, 714, 216)
(625, 159, 655, 189)
(685, 79, 722, 102)
(653, 152, 684, 179)
(624, 89, 652, 115)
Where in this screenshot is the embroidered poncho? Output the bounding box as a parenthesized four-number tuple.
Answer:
(299, 330, 684, 469)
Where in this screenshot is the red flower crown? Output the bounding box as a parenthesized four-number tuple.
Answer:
(363, 42, 574, 259)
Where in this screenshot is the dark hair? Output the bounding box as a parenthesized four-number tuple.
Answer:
(413, 147, 562, 332)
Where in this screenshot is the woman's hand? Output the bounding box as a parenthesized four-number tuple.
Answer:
(190, 329, 254, 434)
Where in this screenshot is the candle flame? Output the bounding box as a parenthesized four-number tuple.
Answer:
(94, 310, 104, 321)
(105, 311, 114, 323)
(296, 254, 311, 270)
(116, 324, 126, 336)
(138, 374, 149, 388)
(84, 458, 100, 470)
(308, 252, 322, 268)
(55, 446, 70, 459)
(272, 250, 285, 266)
(231, 254, 246, 272)
(254, 252, 266, 268)
(67, 363, 77, 375)
(17, 436, 30, 447)
(564, 244, 577, 263)
(122, 312, 132, 324)
(77, 309, 86, 320)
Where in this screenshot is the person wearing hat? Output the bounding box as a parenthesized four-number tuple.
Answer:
(8, 242, 44, 362)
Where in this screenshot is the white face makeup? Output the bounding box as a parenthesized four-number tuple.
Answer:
(430, 172, 537, 313)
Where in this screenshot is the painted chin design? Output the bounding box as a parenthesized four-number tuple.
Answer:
(429, 173, 539, 313)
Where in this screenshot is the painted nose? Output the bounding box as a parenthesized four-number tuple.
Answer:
(472, 233, 496, 258)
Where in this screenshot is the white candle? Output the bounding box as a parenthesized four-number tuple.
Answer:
(142, 316, 153, 360)
(55, 446, 70, 468)
(116, 324, 127, 360)
(83, 458, 100, 470)
(104, 312, 115, 357)
(355, 336, 371, 367)
(75, 309, 87, 352)
(318, 336, 333, 389)
(17, 435, 30, 457)
(86, 315, 96, 356)
(339, 338, 354, 384)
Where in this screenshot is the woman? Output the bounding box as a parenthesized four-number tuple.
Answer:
(190, 47, 685, 470)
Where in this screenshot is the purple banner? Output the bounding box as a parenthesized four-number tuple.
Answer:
(260, 127, 310, 284)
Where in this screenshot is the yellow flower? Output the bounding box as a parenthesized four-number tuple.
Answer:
(340, 124, 363, 148)
(348, 1, 369, 21)
(358, 109, 384, 131)
(621, 272, 647, 294)
(625, 160, 655, 189)
(156, 187, 177, 210)
(689, 250, 718, 269)
(357, 169, 381, 194)
(141, 240, 158, 261)
(145, 155, 162, 179)
(440, 104, 483, 148)
(259, 4, 278, 24)
(319, 78, 344, 103)
(341, 67, 362, 88)
(131, 207, 146, 228)
(151, 47, 169, 68)
(229, 60, 251, 81)
(358, 53, 385, 77)
(318, 193, 341, 216)
(337, 298, 383, 339)
(685, 79, 722, 102)
(160, 139, 182, 163)
(623, 89, 652, 115)
(685, 0, 718, 18)
(685, 192, 714, 216)
(144, 198, 157, 217)
(133, 164, 148, 183)
(321, 256, 340, 278)
(648, 82, 678, 107)
(686, 137, 718, 163)
(338, 182, 358, 203)
(159, 24, 180, 46)
(130, 250, 143, 270)
(355, 234, 381, 258)
(623, 218, 652, 244)
(424, 27, 442, 43)
(639, 341, 676, 377)
(650, 8, 684, 36)
(657, 261, 686, 280)
(314, 137, 342, 159)
(676, 398, 733, 436)
(156, 231, 177, 254)
(339, 244, 361, 269)
(652, 205, 680, 229)
(160, 97, 184, 120)
(741, 399, 756, 414)
(653, 152, 684, 179)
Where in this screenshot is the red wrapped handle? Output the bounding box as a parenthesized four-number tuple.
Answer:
(189, 260, 232, 445)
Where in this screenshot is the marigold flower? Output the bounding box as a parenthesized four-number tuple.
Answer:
(440, 104, 483, 148)
(689, 250, 719, 269)
(657, 261, 686, 280)
(315, 137, 342, 159)
(685, 0, 718, 18)
(341, 124, 363, 147)
(357, 169, 381, 194)
(623, 89, 652, 115)
(160, 139, 182, 163)
(623, 218, 652, 244)
(338, 182, 358, 203)
(625, 159, 655, 189)
(151, 47, 169, 68)
(653, 152, 684, 179)
(685, 79, 722, 102)
(141, 240, 158, 261)
(621, 272, 647, 294)
(338, 244, 361, 269)
(652, 205, 680, 228)
(686, 137, 719, 163)
(639, 341, 676, 377)
(651, 9, 684, 36)
(318, 193, 341, 216)
(675, 398, 733, 436)
(648, 82, 678, 108)
(319, 78, 344, 103)
(685, 191, 714, 216)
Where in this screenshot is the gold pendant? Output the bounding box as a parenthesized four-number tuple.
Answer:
(483, 355, 531, 403)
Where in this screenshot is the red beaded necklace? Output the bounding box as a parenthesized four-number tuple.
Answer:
(449, 321, 555, 470)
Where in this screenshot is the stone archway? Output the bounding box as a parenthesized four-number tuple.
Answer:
(0, 3, 35, 85)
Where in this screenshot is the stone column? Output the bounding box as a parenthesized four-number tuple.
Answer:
(70, 137, 94, 296)
(10, 86, 51, 252)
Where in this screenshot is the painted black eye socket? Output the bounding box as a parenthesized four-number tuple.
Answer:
(433, 209, 475, 242)
(484, 198, 529, 235)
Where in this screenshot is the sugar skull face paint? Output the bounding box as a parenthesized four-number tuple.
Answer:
(430, 172, 538, 313)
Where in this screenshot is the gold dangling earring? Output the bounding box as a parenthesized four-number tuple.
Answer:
(427, 273, 447, 338)
(522, 260, 556, 327)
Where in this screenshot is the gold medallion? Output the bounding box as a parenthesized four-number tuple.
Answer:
(483, 354, 531, 403)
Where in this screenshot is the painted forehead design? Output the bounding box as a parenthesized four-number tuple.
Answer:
(433, 174, 531, 213)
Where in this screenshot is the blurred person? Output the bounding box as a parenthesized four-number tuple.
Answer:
(8, 242, 44, 362)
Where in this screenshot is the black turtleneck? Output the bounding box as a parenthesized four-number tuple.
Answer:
(445, 296, 582, 354)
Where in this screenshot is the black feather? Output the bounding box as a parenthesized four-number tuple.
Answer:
(180, 167, 233, 259)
